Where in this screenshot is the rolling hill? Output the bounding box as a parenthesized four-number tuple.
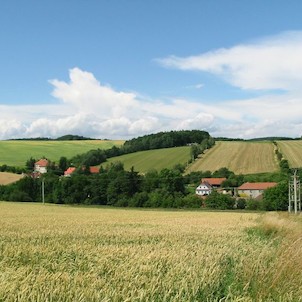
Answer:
(0, 140, 124, 167)
(187, 141, 279, 174)
(1, 137, 302, 175)
(101, 146, 191, 173)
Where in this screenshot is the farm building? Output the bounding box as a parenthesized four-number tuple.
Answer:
(64, 166, 99, 176)
(196, 177, 227, 196)
(89, 166, 99, 174)
(201, 177, 226, 188)
(237, 182, 277, 199)
(64, 167, 76, 177)
(34, 159, 49, 174)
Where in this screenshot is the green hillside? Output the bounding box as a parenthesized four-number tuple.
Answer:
(0, 140, 124, 167)
(101, 146, 191, 173)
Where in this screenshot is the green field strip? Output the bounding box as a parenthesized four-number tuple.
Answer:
(102, 146, 191, 173)
(0, 140, 124, 167)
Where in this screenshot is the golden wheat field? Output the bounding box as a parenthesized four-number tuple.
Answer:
(188, 141, 279, 174)
(0, 202, 301, 301)
(277, 140, 302, 168)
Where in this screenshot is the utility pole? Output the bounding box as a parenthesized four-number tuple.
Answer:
(289, 169, 301, 214)
(42, 177, 45, 204)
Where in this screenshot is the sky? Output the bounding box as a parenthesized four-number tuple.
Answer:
(1, 0, 302, 140)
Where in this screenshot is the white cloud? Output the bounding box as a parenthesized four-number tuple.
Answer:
(49, 68, 139, 118)
(157, 31, 302, 91)
(2, 35, 302, 142)
(0, 68, 214, 139)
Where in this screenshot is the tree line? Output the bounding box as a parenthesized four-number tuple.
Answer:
(0, 162, 292, 211)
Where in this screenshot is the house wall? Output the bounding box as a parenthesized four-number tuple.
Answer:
(196, 185, 211, 196)
(35, 165, 47, 174)
(238, 189, 263, 199)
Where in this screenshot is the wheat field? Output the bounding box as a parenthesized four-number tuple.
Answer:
(0, 202, 301, 301)
(188, 141, 279, 174)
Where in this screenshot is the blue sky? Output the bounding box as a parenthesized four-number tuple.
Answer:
(1, 1, 302, 139)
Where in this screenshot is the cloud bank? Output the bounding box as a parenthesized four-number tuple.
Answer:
(1, 31, 302, 140)
(0, 68, 214, 139)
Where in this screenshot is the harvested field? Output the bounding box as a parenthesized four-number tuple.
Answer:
(277, 140, 302, 168)
(188, 141, 279, 174)
(0, 172, 23, 185)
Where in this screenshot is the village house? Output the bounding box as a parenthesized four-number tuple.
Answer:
(237, 182, 277, 199)
(64, 166, 100, 177)
(195, 177, 227, 196)
(201, 177, 226, 188)
(64, 167, 76, 177)
(34, 159, 49, 174)
(195, 181, 212, 196)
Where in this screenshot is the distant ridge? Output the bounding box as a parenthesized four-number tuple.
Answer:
(8, 134, 99, 141)
(215, 136, 301, 141)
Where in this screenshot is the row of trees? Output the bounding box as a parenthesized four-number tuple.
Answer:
(0, 163, 202, 208)
(123, 130, 211, 153)
(0, 161, 291, 211)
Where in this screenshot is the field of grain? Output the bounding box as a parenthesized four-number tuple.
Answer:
(0, 172, 24, 185)
(277, 140, 302, 168)
(0, 202, 301, 301)
(102, 146, 191, 173)
(188, 141, 279, 174)
(0, 140, 124, 167)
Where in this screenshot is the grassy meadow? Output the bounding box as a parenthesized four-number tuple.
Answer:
(188, 141, 279, 174)
(0, 202, 301, 301)
(102, 146, 191, 173)
(0, 140, 124, 167)
(277, 140, 302, 168)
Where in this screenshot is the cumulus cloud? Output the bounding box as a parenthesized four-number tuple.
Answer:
(49, 68, 140, 118)
(0, 68, 214, 139)
(157, 31, 302, 91)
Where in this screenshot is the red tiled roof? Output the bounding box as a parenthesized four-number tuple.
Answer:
(199, 182, 213, 189)
(237, 182, 277, 190)
(201, 178, 226, 186)
(35, 159, 49, 167)
(64, 167, 76, 176)
(89, 166, 99, 174)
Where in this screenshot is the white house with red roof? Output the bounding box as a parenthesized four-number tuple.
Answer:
(196, 182, 212, 196)
(34, 159, 49, 174)
(196, 177, 227, 196)
(237, 182, 277, 199)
